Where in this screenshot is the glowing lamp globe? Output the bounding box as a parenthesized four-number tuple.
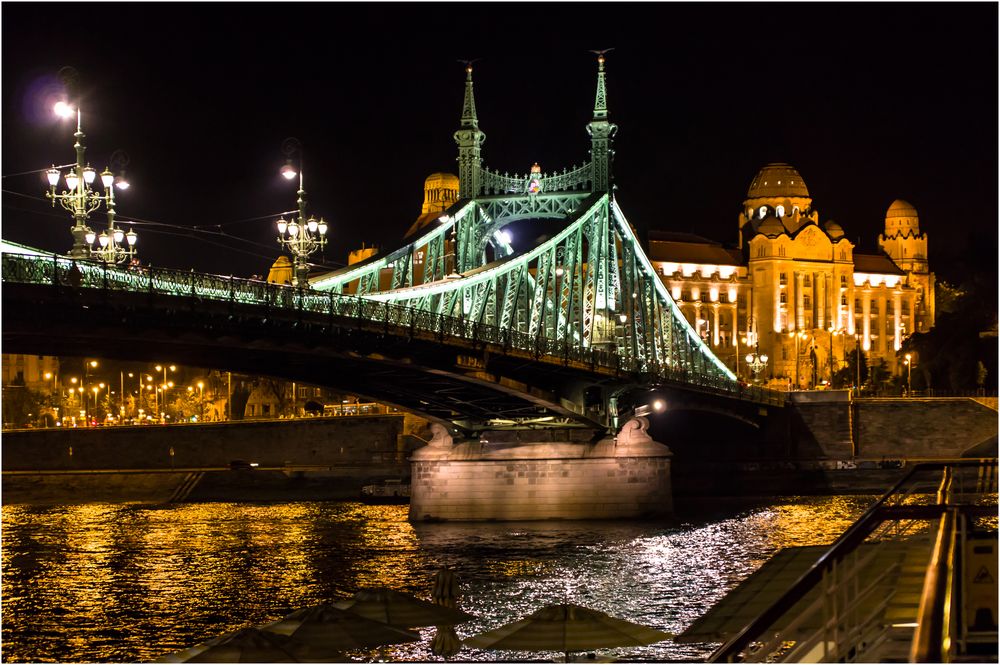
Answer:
(100, 169, 114, 188)
(46, 167, 60, 187)
(53, 101, 74, 118)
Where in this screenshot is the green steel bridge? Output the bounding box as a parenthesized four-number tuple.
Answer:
(2, 56, 785, 435)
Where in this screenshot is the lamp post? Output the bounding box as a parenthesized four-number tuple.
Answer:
(904, 353, 912, 396)
(154, 365, 176, 423)
(744, 349, 769, 383)
(45, 102, 136, 261)
(853, 332, 862, 396)
(827, 326, 842, 386)
(275, 138, 328, 288)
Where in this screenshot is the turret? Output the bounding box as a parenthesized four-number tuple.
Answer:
(454, 63, 486, 199)
(587, 52, 618, 193)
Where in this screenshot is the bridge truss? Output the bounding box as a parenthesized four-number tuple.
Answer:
(311, 56, 734, 387)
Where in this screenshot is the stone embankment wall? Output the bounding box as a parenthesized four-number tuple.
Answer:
(1, 416, 419, 505)
(408, 420, 672, 521)
(854, 398, 998, 458)
(1, 415, 410, 471)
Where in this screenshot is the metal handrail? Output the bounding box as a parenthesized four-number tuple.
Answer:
(2, 251, 787, 407)
(910, 507, 958, 662)
(708, 460, 995, 662)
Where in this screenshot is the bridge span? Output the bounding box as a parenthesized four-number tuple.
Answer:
(2, 251, 783, 436)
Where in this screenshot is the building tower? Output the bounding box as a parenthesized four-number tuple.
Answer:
(879, 200, 935, 330)
(454, 64, 485, 199)
(587, 53, 618, 193)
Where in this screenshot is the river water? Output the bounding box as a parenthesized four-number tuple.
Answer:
(1, 496, 874, 663)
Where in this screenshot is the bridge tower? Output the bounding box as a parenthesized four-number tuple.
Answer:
(454, 63, 486, 200)
(587, 52, 618, 194)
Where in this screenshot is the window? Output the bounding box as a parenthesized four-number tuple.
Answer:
(841, 295, 848, 306)
(758, 206, 767, 219)
(780, 293, 788, 304)
(779, 272, 787, 285)
(804, 275, 811, 287)
(840, 274, 847, 286)
(902, 301, 910, 314)
(262, 404, 271, 416)
(776, 205, 785, 217)
(887, 301, 894, 315)
(854, 298, 861, 311)
(871, 300, 879, 314)
(804, 295, 811, 308)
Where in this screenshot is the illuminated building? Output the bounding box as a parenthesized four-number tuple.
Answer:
(648, 163, 935, 388)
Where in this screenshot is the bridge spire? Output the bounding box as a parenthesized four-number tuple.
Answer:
(587, 51, 618, 193)
(455, 62, 486, 199)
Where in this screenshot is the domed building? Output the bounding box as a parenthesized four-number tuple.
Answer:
(649, 163, 936, 389)
(405, 172, 460, 239)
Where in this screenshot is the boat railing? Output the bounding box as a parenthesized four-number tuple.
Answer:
(709, 459, 998, 663)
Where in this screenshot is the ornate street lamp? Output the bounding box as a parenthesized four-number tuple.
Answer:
(745, 349, 769, 382)
(45, 103, 137, 262)
(275, 137, 328, 288)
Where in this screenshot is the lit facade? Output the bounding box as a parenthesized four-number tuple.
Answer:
(648, 163, 935, 388)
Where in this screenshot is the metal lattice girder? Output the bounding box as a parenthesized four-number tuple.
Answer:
(344, 191, 733, 381)
(2, 248, 777, 426)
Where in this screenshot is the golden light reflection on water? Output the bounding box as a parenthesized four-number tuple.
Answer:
(2, 497, 881, 663)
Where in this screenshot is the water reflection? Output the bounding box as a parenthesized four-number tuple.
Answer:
(1, 496, 872, 663)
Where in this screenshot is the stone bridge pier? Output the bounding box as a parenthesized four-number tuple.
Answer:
(408, 418, 673, 522)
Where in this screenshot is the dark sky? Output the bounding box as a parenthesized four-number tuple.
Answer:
(3, 3, 997, 282)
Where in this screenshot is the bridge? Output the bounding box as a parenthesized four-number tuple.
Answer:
(2, 55, 784, 438)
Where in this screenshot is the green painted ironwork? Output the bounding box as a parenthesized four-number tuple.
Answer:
(1, 251, 782, 410)
(309, 54, 734, 382)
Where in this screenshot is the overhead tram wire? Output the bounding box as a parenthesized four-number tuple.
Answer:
(2, 189, 346, 270)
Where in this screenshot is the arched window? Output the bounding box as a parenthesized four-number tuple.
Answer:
(758, 206, 767, 219)
(776, 205, 785, 217)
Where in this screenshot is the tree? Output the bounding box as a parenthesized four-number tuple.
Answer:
(3, 385, 45, 428)
(833, 345, 868, 390)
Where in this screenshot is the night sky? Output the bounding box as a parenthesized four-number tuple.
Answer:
(3, 3, 996, 283)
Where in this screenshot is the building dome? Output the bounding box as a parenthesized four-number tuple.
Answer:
(757, 214, 785, 237)
(267, 255, 293, 285)
(425, 172, 459, 188)
(823, 219, 845, 240)
(886, 199, 918, 219)
(746, 163, 810, 199)
(884, 199, 919, 237)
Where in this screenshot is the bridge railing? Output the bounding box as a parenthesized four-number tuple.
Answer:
(2, 252, 786, 406)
